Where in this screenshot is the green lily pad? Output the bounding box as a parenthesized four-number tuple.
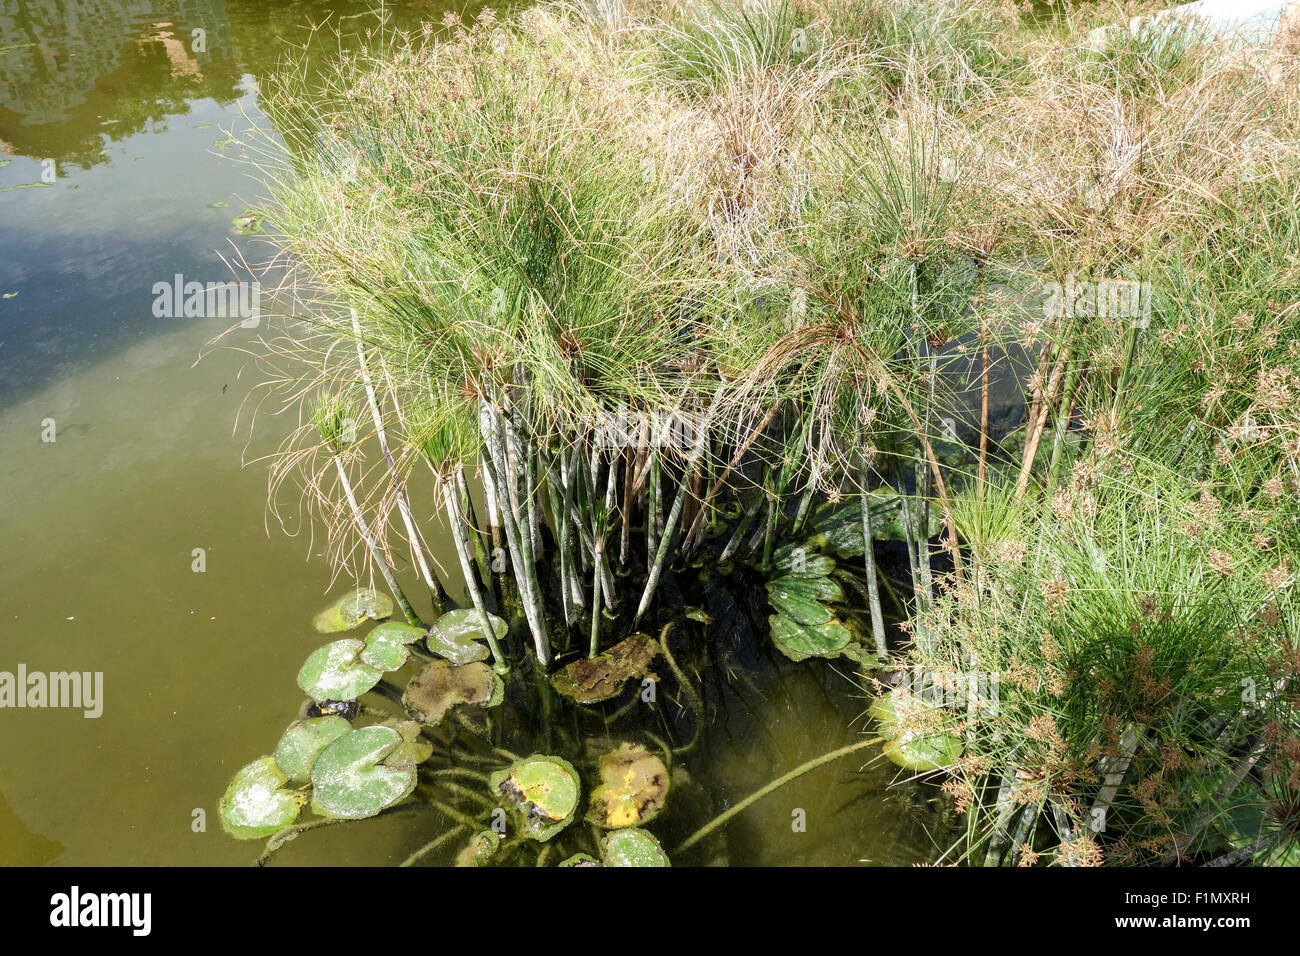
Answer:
(426, 608, 501, 665)
(767, 573, 844, 604)
(551, 633, 659, 704)
(402, 659, 498, 726)
(381, 719, 433, 769)
(360, 621, 427, 671)
(273, 716, 352, 783)
(771, 548, 836, 577)
(882, 733, 964, 772)
(767, 589, 833, 627)
(490, 755, 580, 842)
(768, 613, 852, 661)
(600, 827, 670, 867)
(220, 757, 307, 839)
(297, 639, 384, 702)
(558, 853, 602, 867)
(454, 830, 501, 867)
(870, 686, 962, 772)
(586, 743, 670, 829)
(310, 725, 417, 819)
(312, 588, 394, 633)
(231, 210, 263, 234)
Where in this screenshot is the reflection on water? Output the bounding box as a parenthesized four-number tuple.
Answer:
(0, 0, 942, 866)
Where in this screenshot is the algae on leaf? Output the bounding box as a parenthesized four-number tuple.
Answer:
(274, 716, 352, 783)
(403, 659, 498, 726)
(600, 827, 670, 866)
(297, 639, 384, 702)
(312, 588, 394, 633)
(551, 633, 659, 704)
(220, 757, 307, 839)
(426, 608, 502, 665)
(310, 725, 418, 819)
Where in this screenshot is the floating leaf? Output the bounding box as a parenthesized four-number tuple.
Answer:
(310, 725, 417, 819)
(273, 716, 351, 783)
(558, 853, 602, 867)
(426, 608, 501, 665)
(403, 659, 497, 726)
(586, 743, 670, 829)
(600, 827, 670, 867)
(312, 588, 394, 633)
(454, 830, 501, 867)
(490, 755, 580, 842)
(768, 613, 851, 662)
(767, 573, 843, 604)
(869, 686, 962, 772)
(297, 639, 383, 702)
(381, 719, 433, 769)
(220, 757, 306, 839)
(360, 621, 426, 671)
(551, 634, 659, 704)
(767, 589, 832, 627)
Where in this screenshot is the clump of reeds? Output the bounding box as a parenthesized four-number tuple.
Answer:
(226, 0, 1300, 865)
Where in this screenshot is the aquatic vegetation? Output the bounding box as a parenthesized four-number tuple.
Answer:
(215, 0, 1300, 866)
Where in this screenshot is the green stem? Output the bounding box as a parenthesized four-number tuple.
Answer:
(674, 737, 883, 855)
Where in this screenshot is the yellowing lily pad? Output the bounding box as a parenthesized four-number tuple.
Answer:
(402, 659, 498, 726)
(600, 827, 670, 866)
(551, 633, 659, 704)
(586, 743, 670, 829)
(489, 755, 580, 842)
(273, 716, 352, 783)
(220, 756, 307, 839)
(310, 725, 417, 819)
(426, 608, 502, 664)
(297, 639, 384, 702)
(312, 588, 394, 633)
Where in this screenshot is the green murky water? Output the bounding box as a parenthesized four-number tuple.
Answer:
(0, 0, 943, 865)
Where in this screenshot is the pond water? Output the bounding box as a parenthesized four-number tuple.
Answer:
(0, 0, 945, 865)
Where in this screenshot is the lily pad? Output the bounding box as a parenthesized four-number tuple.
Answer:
(297, 639, 384, 702)
(767, 589, 833, 627)
(586, 743, 670, 829)
(600, 827, 670, 867)
(490, 755, 580, 842)
(312, 588, 394, 633)
(310, 725, 417, 819)
(768, 613, 852, 662)
(402, 659, 497, 726)
(220, 757, 307, 839)
(273, 716, 352, 783)
(360, 621, 427, 671)
(426, 608, 501, 665)
(558, 853, 602, 867)
(381, 719, 433, 769)
(870, 686, 962, 772)
(767, 573, 844, 604)
(454, 830, 501, 867)
(551, 633, 659, 704)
